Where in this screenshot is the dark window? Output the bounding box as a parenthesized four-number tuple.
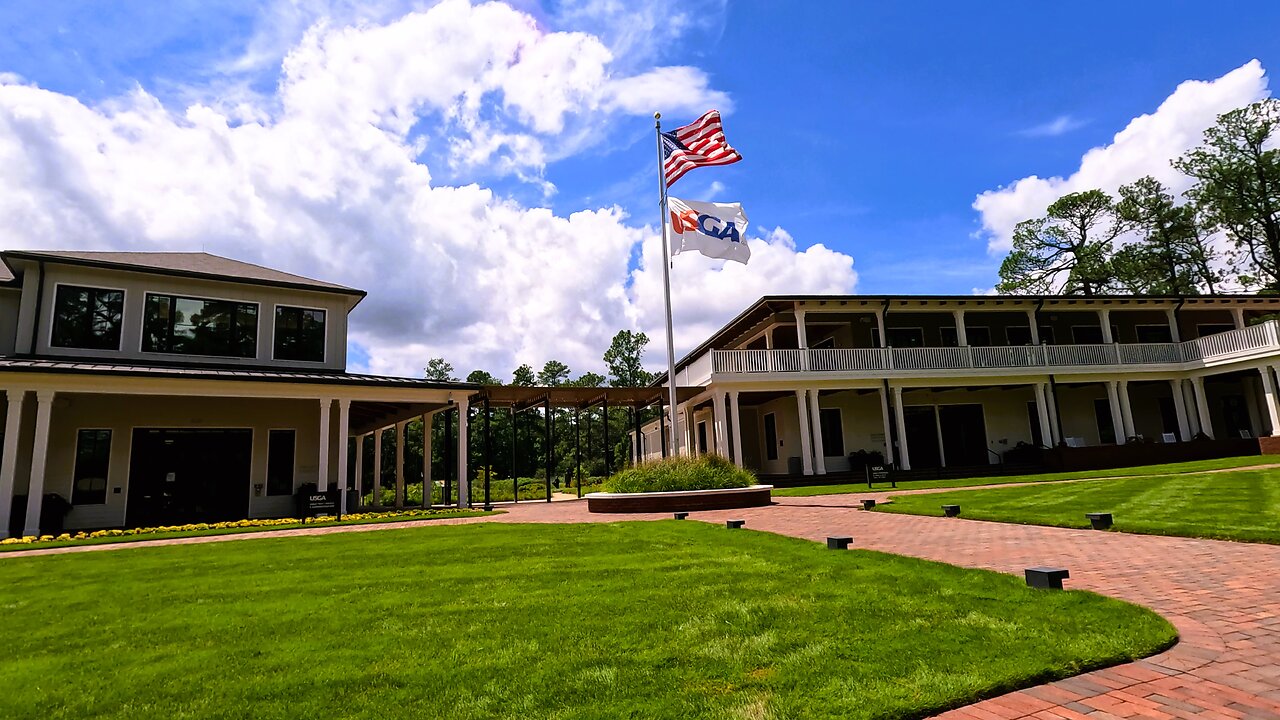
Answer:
(939, 326, 957, 347)
(811, 336, 835, 350)
(1006, 326, 1032, 345)
(884, 327, 925, 347)
(966, 327, 992, 346)
(697, 422, 708, 454)
(1038, 326, 1055, 344)
(1072, 326, 1104, 344)
(1197, 324, 1235, 338)
(143, 294, 258, 358)
(274, 306, 326, 362)
(1094, 398, 1117, 444)
(267, 430, 296, 496)
(819, 408, 844, 457)
(72, 429, 112, 505)
(51, 286, 123, 350)
(763, 413, 778, 461)
(1136, 325, 1173, 343)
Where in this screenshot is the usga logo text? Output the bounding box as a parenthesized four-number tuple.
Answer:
(670, 209, 743, 243)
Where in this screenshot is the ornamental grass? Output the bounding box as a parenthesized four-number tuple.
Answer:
(604, 454, 756, 494)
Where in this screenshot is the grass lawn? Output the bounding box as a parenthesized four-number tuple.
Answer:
(0, 522, 1173, 719)
(773, 455, 1271, 497)
(0, 509, 492, 553)
(877, 467, 1280, 543)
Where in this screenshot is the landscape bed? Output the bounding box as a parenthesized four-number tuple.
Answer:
(876, 467, 1280, 544)
(589, 455, 767, 513)
(0, 521, 1175, 719)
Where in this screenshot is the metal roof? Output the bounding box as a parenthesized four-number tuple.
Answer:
(0, 250, 365, 297)
(0, 357, 476, 390)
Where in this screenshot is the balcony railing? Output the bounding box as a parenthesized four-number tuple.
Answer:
(709, 319, 1280, 375)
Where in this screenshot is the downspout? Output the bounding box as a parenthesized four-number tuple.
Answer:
(29, 260, 45, 356)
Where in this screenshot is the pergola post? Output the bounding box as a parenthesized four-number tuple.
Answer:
(603, 396, 611, 476)
(632, 406, 643, 464)
(544, 398, 553, 502)
(421, 414, 432, 508)
(372, 428, 383, 509)
(395, 419, 407, 508)
(483, 397, 492, 511)
(353, 434, 364, 509)
(511, 407, 519, 503)
(442, 410, 453, 506)
(456, 398, 470, 507)
(574, 406, 583, 498)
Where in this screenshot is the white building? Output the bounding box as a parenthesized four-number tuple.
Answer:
(640, 294, 1280, 478)
(0, 250, 476, 538)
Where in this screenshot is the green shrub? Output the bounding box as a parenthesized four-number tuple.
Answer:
(604, 455, 756, 494)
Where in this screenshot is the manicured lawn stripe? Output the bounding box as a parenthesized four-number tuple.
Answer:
(773, 455, 1271, 496)
(0, 522, 1174, 720)
(877, 468, 1280, 543)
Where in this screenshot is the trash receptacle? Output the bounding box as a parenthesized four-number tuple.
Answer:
(39, 494, 72, 535)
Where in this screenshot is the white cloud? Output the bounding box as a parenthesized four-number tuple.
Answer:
(0, 0, 856, 378)
(975, 60, 1270, 254)
(1016, 114, 1088, 138)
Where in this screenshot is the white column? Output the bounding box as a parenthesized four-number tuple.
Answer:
(953, 309, 968, 346)
(1183, 380, 1201, 436)
(795, 390, 814, 475)
(422, 414, 433, 504)
(353, 434, 365, 507)
(1099, 309, 1113, 344)
(892, 386, 911, 470)
(807, 388, 826, 475)
(1044, 384, 1061, 444)
(728, 391, 744, 468)
(22, 390, 54, 537)
(878, 386, 893, 461)
(795, 309, 808, 349)
(1191, 377, 1213, 439)
(1118, 380, 1136, 441)
(1027, 310, 1040, 345)
(395, 419, 407, 508)
(456, 399, 469, 507)
(372, 429, 383, 508)
(0, 390, 25, 539)
(1260, 368, 1280, 436)
(1170, 380, 1191, 441)
(336, 399, 350, 514)
(317, 398, 332, 491)
(1033, 383, 1053, 448)
(876, 309, 888, 347)
(683, 405, 695, 456)
(1165, 308, 1181, 342)
(1105, 382, 1125, 445)
(1232, 307, 1246, 330)
(713, 391, 730, 458)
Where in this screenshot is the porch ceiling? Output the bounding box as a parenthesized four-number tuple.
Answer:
(350, 401, 451, 435)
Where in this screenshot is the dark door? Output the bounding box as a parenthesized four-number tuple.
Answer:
(1221, 395, 1251, 438)
(903, 406, 941, 469)
(127, 428, 253, 528)
(939, 404, 988, 466)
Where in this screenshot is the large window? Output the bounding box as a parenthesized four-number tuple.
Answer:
(819, 408, 844, 457)
(72, 429, 112, 505)
(274, 306, 326, 362)
(267, 429, 296, 496)
(143, 294, 258, 358)
(51, 285, 124, 350)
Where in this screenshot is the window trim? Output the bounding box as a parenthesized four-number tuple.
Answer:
(270, 303, 328, 364)
(140, 291, 261, 359)
(266, 428, 298, 497)
(70, 427, 113, 506)
(48, 282, 127, 352)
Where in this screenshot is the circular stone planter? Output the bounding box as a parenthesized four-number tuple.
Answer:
(585, 485, 773, 514)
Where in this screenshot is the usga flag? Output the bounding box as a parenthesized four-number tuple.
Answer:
(668, 196, 750, 264)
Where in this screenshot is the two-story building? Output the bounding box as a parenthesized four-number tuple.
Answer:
(0, 250, 475, 538)
(640, 294, 1280, 478)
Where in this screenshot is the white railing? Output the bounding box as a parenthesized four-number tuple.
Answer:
(707, 319, 1280, 375)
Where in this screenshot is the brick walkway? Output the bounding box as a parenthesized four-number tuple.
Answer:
(6, 492, 1280, 718)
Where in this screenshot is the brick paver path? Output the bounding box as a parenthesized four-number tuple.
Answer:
(6, 492, 1280, 718)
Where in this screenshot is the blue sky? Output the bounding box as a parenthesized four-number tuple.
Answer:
(0, 1, 1277, 376)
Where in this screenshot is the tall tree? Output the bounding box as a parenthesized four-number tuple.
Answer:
(1112, 176, 1220, 294)
(424, 357, 456, 381)
(1174, 98, 1280, 291)
(537, 360, 571, 387)
(511, 363, 536, 386)
(997, 189, 1120, 295)
(570, 371, 606, 388)
(466, 369, 502, 385)
(603, 330, 653, 387)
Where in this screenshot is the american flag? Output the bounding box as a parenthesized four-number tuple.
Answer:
(661, 110, 742, 187)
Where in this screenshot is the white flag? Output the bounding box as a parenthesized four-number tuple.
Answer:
(667, 196, 750, 264)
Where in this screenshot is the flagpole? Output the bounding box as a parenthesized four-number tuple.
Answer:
(655, 112, 681, 457)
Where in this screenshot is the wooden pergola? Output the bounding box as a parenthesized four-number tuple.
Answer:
(466, 385, 701, 508)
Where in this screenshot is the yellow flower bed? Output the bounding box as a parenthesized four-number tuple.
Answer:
(0, 508, 470, 546)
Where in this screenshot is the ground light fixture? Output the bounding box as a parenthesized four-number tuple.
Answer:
(1024, 567, 1070, 590)
(862, 499, 876, 510)
(826, 536, 853, 550)
(1085, 512, 1113, 530)
(726, 519, 745, 529)
(942, 504, 961, 517)
(673, 512, 688, 520)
